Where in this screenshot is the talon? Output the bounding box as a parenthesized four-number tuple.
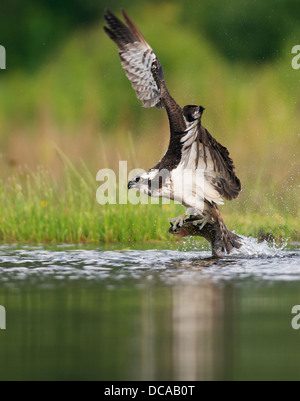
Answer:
(199, 221, 207, 230)
(192, 218, 203, 225)
(170, 214, 186, 231)
(170, 217, 184, 230)
(191, 214, 211, 230)
(191, 218, 207, 230)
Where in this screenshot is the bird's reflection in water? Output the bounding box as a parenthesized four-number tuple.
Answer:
(139, 256, 236, 380)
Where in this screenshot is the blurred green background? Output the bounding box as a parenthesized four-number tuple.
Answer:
(0, 0, 299, 242)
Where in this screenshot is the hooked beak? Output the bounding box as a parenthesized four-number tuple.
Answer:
(128, 180, 135, 190)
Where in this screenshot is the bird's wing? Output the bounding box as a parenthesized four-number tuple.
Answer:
(104, 9, 164, 109)
(180, 121, 241, 200)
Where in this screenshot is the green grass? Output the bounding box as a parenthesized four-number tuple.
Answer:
(0, 161, 298, 246)
(0, 163, 180, 244)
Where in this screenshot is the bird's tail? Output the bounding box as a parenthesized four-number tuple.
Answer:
(212, 205, 242, 254)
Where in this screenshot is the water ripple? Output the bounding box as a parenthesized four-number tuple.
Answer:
(0, 240, 299, 288)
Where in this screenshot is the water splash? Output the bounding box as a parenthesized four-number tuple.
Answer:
(229, 234, 288, 258)
(178, 232, 288, 258)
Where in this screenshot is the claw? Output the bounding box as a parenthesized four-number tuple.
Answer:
(199, 221, 207, 230)
(192, 219, 207, 230)
(191, 214, 211, 230)
(170, 214, 186, 231)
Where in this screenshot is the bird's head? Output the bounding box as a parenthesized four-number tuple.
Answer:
(128, 172, 149, 190)
(182, 105, 205, 122)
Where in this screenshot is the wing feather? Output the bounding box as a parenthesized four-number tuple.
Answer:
(104, 9, 163, 108)
(180, 122, 241, 200)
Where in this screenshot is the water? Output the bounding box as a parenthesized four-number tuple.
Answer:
(0, 238, 300, 380)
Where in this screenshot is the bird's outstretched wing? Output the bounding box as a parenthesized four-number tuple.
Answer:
(104, 8, 164, 109)
(180, 120, 241, 200)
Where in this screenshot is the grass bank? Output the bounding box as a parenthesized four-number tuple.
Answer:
(0, 162, 298, 246)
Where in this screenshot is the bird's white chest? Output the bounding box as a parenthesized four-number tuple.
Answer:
(170, 163, 206, 204)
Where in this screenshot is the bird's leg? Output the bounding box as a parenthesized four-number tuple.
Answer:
(170, 213, 187, 230)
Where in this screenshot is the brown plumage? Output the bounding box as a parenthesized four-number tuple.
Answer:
(104, 9, 242, 254)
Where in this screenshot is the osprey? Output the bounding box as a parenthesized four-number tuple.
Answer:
(104, 9, 241, 254)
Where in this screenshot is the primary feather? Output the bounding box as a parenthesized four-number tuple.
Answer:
(104, 9, 163, 108)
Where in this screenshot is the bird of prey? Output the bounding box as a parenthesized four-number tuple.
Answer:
(104, 9, 241, 254)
